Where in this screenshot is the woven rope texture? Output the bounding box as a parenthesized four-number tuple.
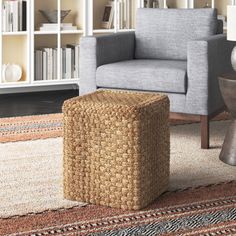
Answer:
(63, 90, 170, 210)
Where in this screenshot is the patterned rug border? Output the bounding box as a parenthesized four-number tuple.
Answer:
(1, 180, 235, 221)
(0, 112, 230, 124)
(0, 113, 62, 122)
(0, 112, 230, 143)
(0, 113, 63, 143)
(2, 181, 235, 236)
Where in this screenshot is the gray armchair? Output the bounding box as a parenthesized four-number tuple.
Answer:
(80, 8, 235, 149)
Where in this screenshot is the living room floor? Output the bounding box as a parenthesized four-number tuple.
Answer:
(0, 89, 79, 118)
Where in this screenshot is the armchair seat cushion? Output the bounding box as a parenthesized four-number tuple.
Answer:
(96, 59, 187, 94)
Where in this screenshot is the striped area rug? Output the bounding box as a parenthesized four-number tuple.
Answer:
(0, 112, 230, 143)
(1, 181, 235, 235)
(0, 114, 63, 143)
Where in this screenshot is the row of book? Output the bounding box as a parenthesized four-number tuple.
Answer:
(2, 0, 27, 32)
(118, 0, 136, 29)
(144, 0, 160, 8)
(34, 45, 80, 81)
(116, 0, 160, 29)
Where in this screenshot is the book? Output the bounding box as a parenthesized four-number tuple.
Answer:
(66, 48, 72, 79)
(39, 26, 77, 31)
(67, 44, 80, 78)
(66, 44, 75, 78)
(60, 48, 63, 79)
(62, 48, 66, 79)
(39, 23, 77, 31)
(41, 23, 73, 27)
(43, 51, 47, 80)
(126, 0, 131, 29)
(18, 0, 22, 31)
(118, 0, 124, 29)
(12, 1, 19, 32)
(22, 1, 27, 31)
(53, 49, 57, 80)
(61, 26, 77, 30)
(1, 0, 27, 32)
(46, 48, 53, 81)
(9, 1, 14, 31)
(2, 2, 7, 32)
(35, 50, 43, 80)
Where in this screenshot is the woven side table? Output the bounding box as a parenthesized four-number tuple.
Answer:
(63, 90, 170, 210)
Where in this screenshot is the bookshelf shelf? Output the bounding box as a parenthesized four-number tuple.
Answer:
(33, 80, 61, 84)
(0, 80, 29, 87)
(61, 30, 83, 34)
(34, 31, 58, 35)
(34, 30, 83, 35)
(0, 79, 79, 88)
(0, 0, 233, 94)
(93, 29, 115, 33)
(2, 32, 28, 36)
(33, 78, 79, 84)
(31, 79, 80, 89)
(118, 28, 135, 32)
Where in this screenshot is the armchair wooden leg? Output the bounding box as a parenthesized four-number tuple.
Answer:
(201, 115, 210, 149)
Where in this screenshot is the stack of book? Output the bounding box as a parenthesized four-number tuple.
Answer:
(39, 23, 77, 31)
(34, 44, 79, 81)
(2, 0, 27, 32)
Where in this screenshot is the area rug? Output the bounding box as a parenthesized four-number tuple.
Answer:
(0, 112, 230, 143)
(0, 113, 62, 143)
(0, 121, 235, 219)
(1, 181, 235, 235)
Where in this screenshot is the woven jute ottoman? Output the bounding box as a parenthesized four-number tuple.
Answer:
(63, 90, 170, 210)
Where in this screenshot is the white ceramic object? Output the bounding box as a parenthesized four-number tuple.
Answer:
(232, 46, 236, 72)
(2, 64, 22, 82)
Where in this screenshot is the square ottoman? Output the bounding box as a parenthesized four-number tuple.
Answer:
(63, 90, 170, 210)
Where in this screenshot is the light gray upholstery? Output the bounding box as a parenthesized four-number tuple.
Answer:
(80, 8, 235, 116)
(97, 60, 187, 94)
(186, 34, 234, 115)
(135, 8, 218, 60)
(79, 32, 135, 95)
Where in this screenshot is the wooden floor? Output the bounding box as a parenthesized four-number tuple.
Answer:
(0, 90, 79, 118)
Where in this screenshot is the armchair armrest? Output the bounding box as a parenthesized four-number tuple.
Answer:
(79, 32, 135, 95)
(187, 34, 235, 115)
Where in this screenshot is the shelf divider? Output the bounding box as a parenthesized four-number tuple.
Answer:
(27, 0, 31, 84)
(31, 0, 35, 84)
(58, 0, 61, 81)
(0, 0, 2, 84)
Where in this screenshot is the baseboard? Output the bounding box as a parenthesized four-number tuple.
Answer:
(0, 84, 79, 95)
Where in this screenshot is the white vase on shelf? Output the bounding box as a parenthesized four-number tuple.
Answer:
(2, 64, 22, 83)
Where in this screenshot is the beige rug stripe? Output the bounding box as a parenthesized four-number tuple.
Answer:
(0, 138, 85, 218)
(0, 121, 236, 218)
(169, 120, 236, 190)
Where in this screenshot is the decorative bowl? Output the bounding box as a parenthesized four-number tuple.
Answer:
(2, 64, 22, 83)
(39, 10, 71, 23)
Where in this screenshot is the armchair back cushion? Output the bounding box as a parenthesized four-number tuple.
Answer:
(135, 8, 218, 60)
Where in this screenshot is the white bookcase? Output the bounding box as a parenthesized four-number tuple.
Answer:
(0, 0, 84, 93)
(0, 0, 234, 94)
